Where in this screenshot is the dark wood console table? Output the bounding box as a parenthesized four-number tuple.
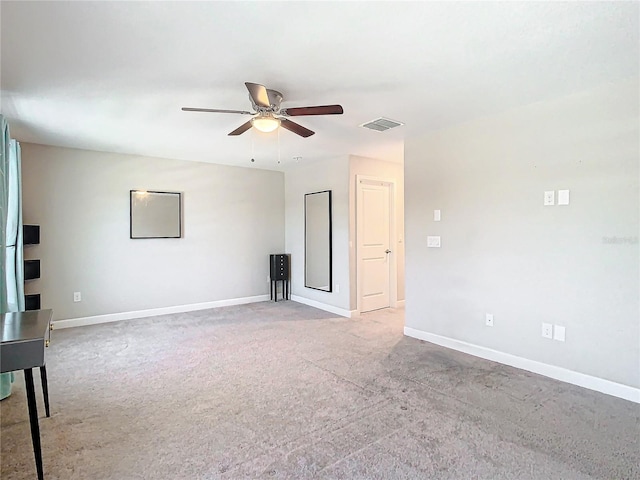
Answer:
(1, 309, 53, 480)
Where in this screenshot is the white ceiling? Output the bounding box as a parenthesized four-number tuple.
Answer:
(1, 1, 638, 170)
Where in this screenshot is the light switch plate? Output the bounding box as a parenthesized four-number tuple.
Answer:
(434, 210, 441, 221)
(558, 190, 570, 205)
(427, 236, 441, 248)
(544, 191, 555, 206)
(542, 323, 553, 339)
(554, 325, 566, 342)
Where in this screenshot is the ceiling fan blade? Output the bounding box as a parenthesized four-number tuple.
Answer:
(280, 118, 315, 138)
(228, 121, 253, 136)
(282, 105, 344, 116)
(245, 82, 271, 108)
(182, 107, 253, 115)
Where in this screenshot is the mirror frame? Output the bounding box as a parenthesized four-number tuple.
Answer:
(130, 190, 182, 239)
(304, 190, 332, 292)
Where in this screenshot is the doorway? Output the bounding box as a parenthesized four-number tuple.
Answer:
(356, 176, 397, 313)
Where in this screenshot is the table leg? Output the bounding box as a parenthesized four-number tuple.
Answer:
(40, 366, 50, 418)
(24, 369, 44, 480)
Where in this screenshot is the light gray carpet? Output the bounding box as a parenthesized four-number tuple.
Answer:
(1, 302, 638, 479)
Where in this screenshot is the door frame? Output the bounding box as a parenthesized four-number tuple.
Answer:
(356, 175, 398, 314)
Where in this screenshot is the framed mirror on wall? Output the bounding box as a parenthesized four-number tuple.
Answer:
(130, 190, 182, 239)
(305, 190, 332, 291)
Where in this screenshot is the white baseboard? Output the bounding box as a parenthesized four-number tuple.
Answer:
(404, 326, 640, 404)
(291, 295, 352, 318)
(395, 300, 406, 309)
(52, 295, 270, 330)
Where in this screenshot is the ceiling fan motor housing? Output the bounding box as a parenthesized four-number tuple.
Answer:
(267, 89, 283, 110)
(250, 89, 284, 112)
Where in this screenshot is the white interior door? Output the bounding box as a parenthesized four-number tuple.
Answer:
(358, 180, 391, 313)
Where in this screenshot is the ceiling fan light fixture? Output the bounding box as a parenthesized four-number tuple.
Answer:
(251, 115, 281, 133)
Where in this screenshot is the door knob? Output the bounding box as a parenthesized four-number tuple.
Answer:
(385, 249, 392, 254)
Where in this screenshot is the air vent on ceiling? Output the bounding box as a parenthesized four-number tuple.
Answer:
(360, 117, 404, 132)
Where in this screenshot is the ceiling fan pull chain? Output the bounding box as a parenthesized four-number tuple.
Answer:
(277, 127, 281, 165)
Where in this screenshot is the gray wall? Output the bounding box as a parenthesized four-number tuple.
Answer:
(404, 78, 639, 387)
(21, 144, 284, 320)
(285, 156, 350, 311)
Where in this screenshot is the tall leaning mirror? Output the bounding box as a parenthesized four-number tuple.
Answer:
(305, 190, 332, 291)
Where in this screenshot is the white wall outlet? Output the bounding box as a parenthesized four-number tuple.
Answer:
(558, 190, 570, 205)
(73, 291, 82, 302)
(267, 275, 270, 283)
(485, 313, 494, 327)
(544, 191, 555, 206)
(554, 325, 566, 342)
(427, 236, 441, 248)
(542, 323, 553, 339)
(434, 209, 441, 221)
(335, 284, 340, 293)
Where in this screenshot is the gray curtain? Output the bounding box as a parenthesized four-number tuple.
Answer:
(1, 114, 24, 399)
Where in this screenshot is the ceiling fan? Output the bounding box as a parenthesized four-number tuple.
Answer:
(182, 82, 343, 138)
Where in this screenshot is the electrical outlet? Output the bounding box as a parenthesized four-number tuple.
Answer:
(542, 323, 553, 339)
(335, 284, 340, 293)
(73, 291, 81, 302)
(267, 275, 270, 283)
(544, 191, 555, 206)
(485, 314, 494, 327)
